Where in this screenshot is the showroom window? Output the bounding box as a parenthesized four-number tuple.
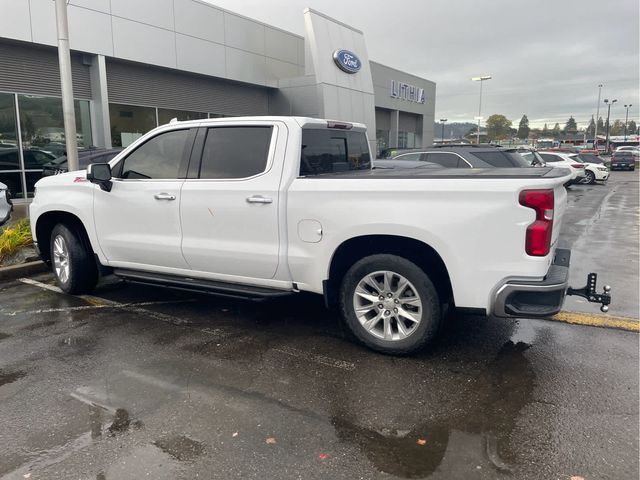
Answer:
(158, 108, 207, 125)
(376, 129, 389, 156)
(398, 131, 416, 149)
(109, 103, 157, 148)
(0, 92, 21, 198)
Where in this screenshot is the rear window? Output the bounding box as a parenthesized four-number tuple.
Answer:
(473, 151, 528, 167)
(539, 153, 563, 163)
(300, 129, 370, 175)
(614, 151, 633, 158)
(577, 154, 602, 164)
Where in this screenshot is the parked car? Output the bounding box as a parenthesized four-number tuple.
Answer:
(610, 151, 636, 171)
(575, 153, 609, 184)
(42, 148, 123, 176)
(30, 117, 610, 355)
(614, 145, 640, 158)
(538, 151, 586, 184)
(0, 148, 56, 171)
(374, 145, 532, 169)
(0, 181, 12, 226)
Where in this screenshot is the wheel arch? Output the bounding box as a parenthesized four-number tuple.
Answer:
(325, 235, 454, 309)
(35, 210, 95, 263)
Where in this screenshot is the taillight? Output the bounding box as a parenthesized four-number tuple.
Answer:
(519, 189, 554, 256)
(571, 163, 584, 168)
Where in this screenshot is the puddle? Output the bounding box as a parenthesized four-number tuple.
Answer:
(0, 369, 27, 387)
(153, 435, 205, 461)
(330, 340, 535, 478)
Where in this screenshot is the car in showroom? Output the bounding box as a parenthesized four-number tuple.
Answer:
(0, 181, 12, 226)
(42, 148, 123, 176)
(610, 150, 636, 171)
(538, 151, 587, 184)
(374, 145, 533, 169)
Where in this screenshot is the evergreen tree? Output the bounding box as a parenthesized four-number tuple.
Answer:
(551, 123, 561, 137)
(517, 114, 530, 139)
(628, 120, 638, 135)
(564, 116, 578, 134)
(586, 116, 596, 137)
(596, 116, 605, 135)
(610, 119, 624, 136)
(541, 123, 549, 136)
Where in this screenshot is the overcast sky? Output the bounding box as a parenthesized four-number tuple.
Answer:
(207, 0, 639, 129)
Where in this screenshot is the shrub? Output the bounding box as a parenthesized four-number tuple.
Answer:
(0, 218, 33, 265)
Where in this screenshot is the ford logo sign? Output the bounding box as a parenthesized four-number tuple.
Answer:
(333, 49, 361, 74)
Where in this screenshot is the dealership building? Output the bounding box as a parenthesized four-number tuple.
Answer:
(0, 0, 436, 200)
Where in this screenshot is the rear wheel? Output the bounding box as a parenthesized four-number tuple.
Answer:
(339, 254, 441, 355)
(50, 223, 98, 294)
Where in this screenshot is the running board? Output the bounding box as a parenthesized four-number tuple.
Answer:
(113, 269, 294, 301)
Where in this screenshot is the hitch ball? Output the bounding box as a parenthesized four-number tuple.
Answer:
(601, 305, 609, 313)
(603, 285, 611, 293)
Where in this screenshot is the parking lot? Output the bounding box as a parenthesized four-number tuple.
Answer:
(0, 172, 638, 480)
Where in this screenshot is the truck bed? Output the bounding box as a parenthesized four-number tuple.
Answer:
(306, 167, 570, 179)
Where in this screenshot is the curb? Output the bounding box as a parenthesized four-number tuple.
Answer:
(0, 260, 48, 282)
(547, 311, 639, 332)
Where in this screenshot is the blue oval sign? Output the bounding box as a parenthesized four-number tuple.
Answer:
(333, 49, 361, 74)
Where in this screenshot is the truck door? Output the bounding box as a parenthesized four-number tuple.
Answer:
(179, 122, 283, 279)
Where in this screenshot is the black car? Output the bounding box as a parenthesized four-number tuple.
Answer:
(374, 145, 533, 169)
(42, 148, 122, 176)
(609, 151, 636, 171)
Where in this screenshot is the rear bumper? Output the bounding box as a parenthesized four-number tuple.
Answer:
(492, 248, 570, 318)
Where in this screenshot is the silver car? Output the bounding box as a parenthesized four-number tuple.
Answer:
(0, 181, 12, 226)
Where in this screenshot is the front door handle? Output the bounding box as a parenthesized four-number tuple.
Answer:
(154, 193, 176, 201)
(246, 195, 273, 204)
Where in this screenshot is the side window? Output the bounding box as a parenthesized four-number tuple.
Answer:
(539, 153, 561, 163)
(199, 126, 272, 179)
(300, 129, 371, 175)
(426, 152, 463, 168)
(394, 153, 422, 162)
(120, 129, 189, 179)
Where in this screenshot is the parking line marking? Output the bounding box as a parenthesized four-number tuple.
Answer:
(550, 311, 639, 332)
(1, 300, 193, 317)
(18, 277, 63, 293)
(274, 346, 356, 371)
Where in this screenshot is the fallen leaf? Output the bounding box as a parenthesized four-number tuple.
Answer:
(265, 437, 277, 444)
(417, 438, 427, 446)
(232, 432, 238, 437)
(319, 453, 328, 460)
(23, 474, 31, 479)
(570, 477, 585, 480)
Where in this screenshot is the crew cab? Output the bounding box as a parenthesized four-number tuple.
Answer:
(29, 117, 611, 355)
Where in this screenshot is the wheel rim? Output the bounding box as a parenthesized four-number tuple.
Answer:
(353, 270, 423, 341)
(586, 172, 594, 183)
(52, 235, 70, 284)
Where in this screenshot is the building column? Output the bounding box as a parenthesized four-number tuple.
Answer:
(89, 54, 111, 148)
(390, 109, 399, 147)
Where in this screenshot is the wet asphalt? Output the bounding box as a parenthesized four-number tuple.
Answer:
(0, 172, 638, 480)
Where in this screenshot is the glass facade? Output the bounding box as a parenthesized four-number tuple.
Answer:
(398, 131, 416, 149)
(109, 103, 157, 148)
(0, 92, 93, 199)
(157, 108, 207, 125)
(376, 129, 389, 156)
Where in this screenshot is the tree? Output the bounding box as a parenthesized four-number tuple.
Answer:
(541, 123, 549, 136)
(610, 119, 624, 136)
(596, 117, 605, 135)
(551, 123, 561, 137)
(628, 120, 638, 135)
(586, 116, 596, 138)
(517, 114, 530, 139)
(564, 116, 578, 134)
(486, 114, 512, 140)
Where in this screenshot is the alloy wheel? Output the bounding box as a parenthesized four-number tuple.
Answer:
(52, 234, 70, 284)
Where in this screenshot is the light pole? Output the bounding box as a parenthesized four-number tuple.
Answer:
(604, 98, 617, 153)
(472, 75, 491, 144)
(623, 104, 632, 141)
(439, 118, 447, 143)
(594, 84, 603, 146)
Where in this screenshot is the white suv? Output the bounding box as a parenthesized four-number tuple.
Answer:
(0, 181, 12, 226)
(538, 151, 586, 185)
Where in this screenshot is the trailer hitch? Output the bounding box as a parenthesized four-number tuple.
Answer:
(567, 273, 612, 313)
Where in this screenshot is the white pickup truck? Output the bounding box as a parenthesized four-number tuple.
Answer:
(29, 117, 611, 354)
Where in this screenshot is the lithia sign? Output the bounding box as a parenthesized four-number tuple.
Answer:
(390, 80, 426, 104)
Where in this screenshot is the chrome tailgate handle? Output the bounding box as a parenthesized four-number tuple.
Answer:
(246, 195, 273, 204)
(154, 193, 176, 201)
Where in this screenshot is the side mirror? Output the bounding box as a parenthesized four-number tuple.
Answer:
(87, 163, 112, 191)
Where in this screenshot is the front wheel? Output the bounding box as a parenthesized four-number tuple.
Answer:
(339, 254, 441, 355)
(50, 223, 98, 294)
(584, 171, 595, 184)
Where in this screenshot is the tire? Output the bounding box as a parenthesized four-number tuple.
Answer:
(584, 171, 595, 184)
(50, 223, 98, 294)
(339, 254, 441, 355)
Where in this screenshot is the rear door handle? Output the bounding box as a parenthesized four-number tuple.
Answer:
(154, 193, 176, 201)
(246, 195, 273, 204)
